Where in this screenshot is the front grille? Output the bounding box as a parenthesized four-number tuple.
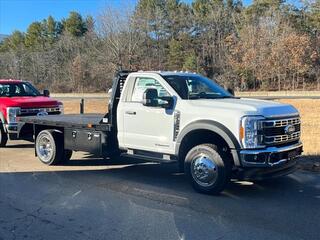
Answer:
(262, 116, 301, 146)
(19, 107, 61, 116)
(262, 124, 301, 136)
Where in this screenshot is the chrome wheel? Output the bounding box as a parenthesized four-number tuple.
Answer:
(37, 135, 54, 163)
(191, 154, 218, 187)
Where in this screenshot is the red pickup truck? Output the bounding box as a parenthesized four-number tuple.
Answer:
(0, 80, 63, 147)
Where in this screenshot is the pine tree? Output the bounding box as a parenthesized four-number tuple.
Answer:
(63, 11, 87, 37)
(47, 16, 58, 44)
(25, 22, 44, 49)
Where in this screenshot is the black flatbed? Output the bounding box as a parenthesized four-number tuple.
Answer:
(18, 71, 130, 153)
(21, 114, 111, 131)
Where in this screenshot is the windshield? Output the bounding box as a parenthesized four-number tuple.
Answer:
(0, 82, 41, 97)
(162, 75, 233, 99)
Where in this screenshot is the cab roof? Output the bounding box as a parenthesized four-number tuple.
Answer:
(0, 79, 25, 84)
(131, 70, 199, 77)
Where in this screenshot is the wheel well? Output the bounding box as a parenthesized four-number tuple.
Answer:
(34, 125, 63, 138)
(178, 129, 234, 166)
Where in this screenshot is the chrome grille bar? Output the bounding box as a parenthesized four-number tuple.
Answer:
(265, 132, 301, 144)
(263, 117, 300, 128)
(262, 116, 301, 145)
(20, 107, 60, 115)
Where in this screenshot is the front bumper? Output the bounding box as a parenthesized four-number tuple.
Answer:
(4, 123, 19, 140)
(235, 158, 298, 181)
(5, 123, 18, 133)
(239, 142, 303, 167)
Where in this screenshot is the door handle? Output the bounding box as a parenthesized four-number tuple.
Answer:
(125, 111, 136, 115)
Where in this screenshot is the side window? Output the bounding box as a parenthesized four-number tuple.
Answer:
(23, 84, 34, 95)
(15, 85, 23, 94)
(0, 84, 9, 96)
(131, 77, 170, 102)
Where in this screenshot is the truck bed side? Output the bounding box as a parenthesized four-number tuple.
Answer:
(20, 114, 111, 131)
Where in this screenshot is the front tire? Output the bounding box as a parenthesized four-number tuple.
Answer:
(36, 130, 63, 165)
(0, 124, 8, 147)
(185, 144, 231, 195)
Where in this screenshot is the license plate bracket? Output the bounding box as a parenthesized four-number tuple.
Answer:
(287, 149, 298, 159)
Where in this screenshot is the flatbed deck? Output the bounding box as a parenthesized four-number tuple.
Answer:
(21, 114, 111, 131)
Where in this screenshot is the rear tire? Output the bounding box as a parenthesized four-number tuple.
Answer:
(185, 143, 231, 195)
(36, 130, 63, 165)
(0, 124, 8, 147)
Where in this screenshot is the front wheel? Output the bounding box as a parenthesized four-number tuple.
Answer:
(0, 124, 8, 147)
(185, 144, 231, 195)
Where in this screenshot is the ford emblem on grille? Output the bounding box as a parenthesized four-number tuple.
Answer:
(37, 111, 48, 116)
(285, 124, 295, 135)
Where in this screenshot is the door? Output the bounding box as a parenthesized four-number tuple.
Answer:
(121, 77, 175, 154)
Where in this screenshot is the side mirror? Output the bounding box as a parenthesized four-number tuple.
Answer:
(143, 88, 174, 109)
(227, 88, 234, 96)
(159, 96, 174, 109)
(143, 88, 159, 107)
(43, 89, 50, 97)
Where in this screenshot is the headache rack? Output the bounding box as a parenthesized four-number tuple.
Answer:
(101, 70, 135, 126)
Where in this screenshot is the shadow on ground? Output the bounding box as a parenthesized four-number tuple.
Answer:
(5, 156, 319, 202)
(4, 143, 34, 148)
(298, 155, 320, 172)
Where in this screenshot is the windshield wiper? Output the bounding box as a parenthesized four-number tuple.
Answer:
(189, 95, 236, 100)
(215, 96, 235, 99)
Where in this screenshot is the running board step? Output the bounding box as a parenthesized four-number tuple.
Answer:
(121, 149, 177, 163)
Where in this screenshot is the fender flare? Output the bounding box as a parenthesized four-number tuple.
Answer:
(35, 126, 63, 137)
(175, 120, 241, 166)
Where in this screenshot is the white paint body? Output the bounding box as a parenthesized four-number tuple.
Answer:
(117, 72, 299, 155)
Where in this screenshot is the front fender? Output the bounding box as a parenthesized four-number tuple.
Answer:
(175, 120, 241, 166)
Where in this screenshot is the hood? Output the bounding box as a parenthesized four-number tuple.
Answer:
(187, 97, 298, 117)
(3, 96, 61, 108)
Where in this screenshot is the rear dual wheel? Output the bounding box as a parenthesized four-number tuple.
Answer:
(36, 130, 72, 165)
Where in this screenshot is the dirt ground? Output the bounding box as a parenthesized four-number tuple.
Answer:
(278, 99, 320, 155)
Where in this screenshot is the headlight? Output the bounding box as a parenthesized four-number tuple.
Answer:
(240, 116, 265, 149)
(7, 107, 21, 123)
(58, 104, 64, 114)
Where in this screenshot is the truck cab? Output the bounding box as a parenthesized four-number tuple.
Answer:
(20, 71, 303, 194)
(0, 79, 63, 147)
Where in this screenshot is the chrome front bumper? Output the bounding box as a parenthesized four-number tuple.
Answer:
(3, 123, 20, 140)
(239, 142, 303, 167)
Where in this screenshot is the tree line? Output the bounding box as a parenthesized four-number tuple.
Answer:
(0, 0, 319, 92)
